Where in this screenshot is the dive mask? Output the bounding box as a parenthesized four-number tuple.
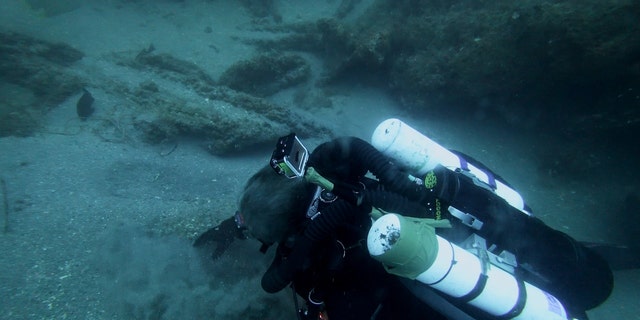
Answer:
(270, 133, 309, 178)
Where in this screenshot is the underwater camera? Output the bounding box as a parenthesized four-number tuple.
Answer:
(270, 133, 309, 178)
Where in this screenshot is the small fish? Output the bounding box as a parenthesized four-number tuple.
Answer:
(76, 88, 95, 121)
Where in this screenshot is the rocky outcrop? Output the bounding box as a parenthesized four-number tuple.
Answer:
(244, 0, 640, 132)
(0, 32, 332, 153)
(218, 53, 311, 97)
(376, 1, 640, 117)
(112, 48, 331, 154)
(0, 32, 84, 137)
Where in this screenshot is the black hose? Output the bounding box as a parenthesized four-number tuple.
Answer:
(361, 188, 428, 219)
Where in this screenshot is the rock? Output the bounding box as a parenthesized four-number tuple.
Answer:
(132, 49, 216, 94)
(0, 32, 84, 137)
(218, 53, 311, 97)
(241, 1, 640, 131)
(112, 50, 331, 154)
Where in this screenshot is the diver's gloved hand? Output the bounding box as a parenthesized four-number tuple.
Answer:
(193, 216, 246, 260)
(261, 256, 293, 293)
(261, 236, 313, 293)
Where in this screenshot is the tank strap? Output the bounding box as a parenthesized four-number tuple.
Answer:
(496, 279, 527, 319)
(459, 155, 497, 190)
(457, 274, 489, 303)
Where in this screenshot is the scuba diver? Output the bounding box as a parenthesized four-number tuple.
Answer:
(194, 119, 615, 320)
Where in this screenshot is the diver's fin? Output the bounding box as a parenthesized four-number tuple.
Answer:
(582, 242, 640, 270)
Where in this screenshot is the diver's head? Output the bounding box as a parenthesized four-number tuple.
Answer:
(238, 165, 311, 245)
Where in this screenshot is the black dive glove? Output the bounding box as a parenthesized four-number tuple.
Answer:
(193, 216, 246, 260)
(261, 236, 313, 293)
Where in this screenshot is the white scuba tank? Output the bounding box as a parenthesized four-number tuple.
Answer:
(367, 213, 569, 320)
(371, 118, 531, 215)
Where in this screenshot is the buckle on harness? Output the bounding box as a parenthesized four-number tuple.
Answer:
(448, 206, 483, 230)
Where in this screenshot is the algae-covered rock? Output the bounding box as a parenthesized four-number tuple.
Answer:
(218, 53, 311, 97)
(132, 46, 217, 94)
(0, 32, 84, 137)
(129, 86, 290, 153)
(242, 1, 639, 129)
(129, 81, 330, 153)
(247, 18, 391, 83)
(360, 0, 640, 121)
(113, 49, 331, 154)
